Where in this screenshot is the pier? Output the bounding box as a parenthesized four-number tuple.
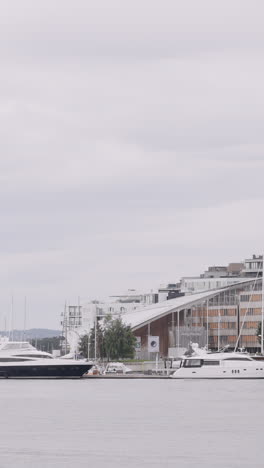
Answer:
(84, 373, 170, 379)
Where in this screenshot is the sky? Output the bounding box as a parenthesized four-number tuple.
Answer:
(0, 0, 264, 329)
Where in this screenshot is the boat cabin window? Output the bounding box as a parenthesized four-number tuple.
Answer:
(1, 343, 32, 350)
(183, 359, 202, 368)
(224, 357, 251, 361)
(203, 360, 220, 366)
(0, 357, 33, 362)
(16, 354, 53, 359)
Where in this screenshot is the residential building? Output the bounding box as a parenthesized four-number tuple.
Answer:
(61, 254, 264, 355)
(63, 290, 157, 338)
(158, 283, 184, 302)
(180, 276, 243, 294)
(123, 278, 263, 358)
(242, 254, 263, 277)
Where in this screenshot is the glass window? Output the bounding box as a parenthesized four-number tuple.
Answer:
(203, 360, 220, 366)
(240, 295, 250, 302)
(183, 359, 202, 368)
(17, 354, 53, 359)
(224, 357, 251, 361)
(0, 357, 32, 362)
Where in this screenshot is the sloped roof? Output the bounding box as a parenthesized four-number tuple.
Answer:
(122, 278, 257, 331)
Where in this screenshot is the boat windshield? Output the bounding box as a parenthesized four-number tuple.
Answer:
(183, 359, 221, 367)
(183, 359, 202, 368)
(17, 354, 53, 359)
(0, 342, 34, 350)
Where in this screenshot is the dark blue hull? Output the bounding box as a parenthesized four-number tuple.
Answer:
(0, 363, 93, 379)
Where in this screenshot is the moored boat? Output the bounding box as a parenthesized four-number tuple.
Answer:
(171, 348, 264, 379)
(0, 338, 93, 379)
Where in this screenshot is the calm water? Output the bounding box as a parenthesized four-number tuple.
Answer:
(0, 379, 263, 467)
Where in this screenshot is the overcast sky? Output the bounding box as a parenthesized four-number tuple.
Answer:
(1, 0, 264, 329)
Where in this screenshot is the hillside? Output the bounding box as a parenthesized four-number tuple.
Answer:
(0, 329, 61, 340)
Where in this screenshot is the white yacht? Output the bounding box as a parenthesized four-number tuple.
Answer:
(0, 339, 54, 360)
(0, 338, 93, 379)
(171, 344, 264, 379)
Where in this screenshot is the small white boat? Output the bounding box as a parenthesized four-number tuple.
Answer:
(104, 362, 132, 374)
(171, 343, 264, 379)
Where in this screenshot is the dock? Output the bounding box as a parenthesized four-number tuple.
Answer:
(84, 373, 170, 379)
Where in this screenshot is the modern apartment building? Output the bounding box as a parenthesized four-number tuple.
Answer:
(242, 255, 263, 277)
(63, 291, 158, 338)
(61, 254, 264, 355)
(172, 279, 262, 353)
(180, 276, 244, 294)
(180, 256, 260, 294)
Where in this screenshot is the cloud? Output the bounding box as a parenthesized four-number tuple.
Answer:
(0, 1, 263, 327)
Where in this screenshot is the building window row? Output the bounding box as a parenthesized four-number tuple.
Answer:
(209, 335, 237, 344)
(241, 321, 259, 329)
(209, 322, 236, 330)
(241, 335, 258, 344)
(240, 308, 261, 316)
(240, 294, 262, 302)
(208, 309, 236, 317)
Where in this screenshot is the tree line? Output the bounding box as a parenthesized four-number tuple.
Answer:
(31, 336, 62, 353)
(79, 315, 136, 361)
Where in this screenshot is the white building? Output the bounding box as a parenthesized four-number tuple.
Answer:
(242, 254, 263, 277)
(180, 276, 244, 294)
(64, 290, 157, 340)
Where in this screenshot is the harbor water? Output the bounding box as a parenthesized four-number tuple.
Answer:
(1, 379, 263, 467)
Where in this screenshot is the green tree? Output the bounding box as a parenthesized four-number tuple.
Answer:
(256, 322, 262, 345)
(103, 317, 136, 361)
(79, 334, 89, 358)
(79, 316, 136, 361)
(79, 321, 105, 359)
(32, 336, 63, 353)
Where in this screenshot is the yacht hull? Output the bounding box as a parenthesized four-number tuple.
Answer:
(171, 376, 264, 379)
(0, 363, 93, 379)
(172, 345, 264, 379)
(171, 366, 264, 379)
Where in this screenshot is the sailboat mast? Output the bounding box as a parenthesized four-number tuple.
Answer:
(64, 302, 67, 356)
(23, 297, 27, 342)
(206, 299, 209, 348)
(11, 295, 14, 341)
(261, 256, 264, 354)
(218, 310, 221, 351)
